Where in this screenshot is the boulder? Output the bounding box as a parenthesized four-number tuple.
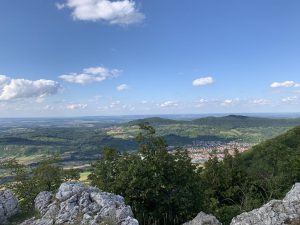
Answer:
(0, 189, 19, 224)
(183, 212, 222, 225)
(20, 182, 138, 225)
(230, 183, 300, 225)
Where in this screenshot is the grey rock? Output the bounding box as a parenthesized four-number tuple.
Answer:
(183, 212, 222, 225)
(0, 189, 19, 224)
(21, 182, 138, 225)
(230, 183, 300, 225)
(35, 192, 54, 215)
(20, 218, 54, 225)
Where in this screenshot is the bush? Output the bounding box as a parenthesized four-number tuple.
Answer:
(0, 157, 80, 210)
(89, 124, 203, 225)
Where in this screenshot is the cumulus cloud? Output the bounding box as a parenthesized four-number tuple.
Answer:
(55, 3, 65, 10)
(0, 77, 61, 101)
(160, 101, 178, 108)
(192, 76, 214, 87)
(281, 96, 298, 103)
(57, 0, 145, 25)
(0, 75, 9, 86)
(221, 98, 239, 106)
(67, 103, 88, 109)
(43, 105, 55, 110)
(195, 98, 208, 108)
(117, 84, 129, 91)
(270, 81, 300, 88)
(250, 99, 270, 105)
(59, 66, 121, 85)
(110, 100, 121, 108)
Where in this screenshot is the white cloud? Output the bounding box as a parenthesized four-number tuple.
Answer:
(141, 100, 147, 104)
(0, 77, 61, 101)
(36, 97, 46, 103)
(43, 105, 55, 110)
(0, 75, 9, 86)
(192, 76, 214, 87)
(59, 66, 121, 85)
(281, 96, 298, 103)
(117, 84, 129, 91)
(110, 100, 121, 108)
(194, 98, 208, 108)
(67, 103, 88, 110)
(57, 0, 145, 25)
(160, 101, 178, 108)
(221, 98, 239, 106)
(270, 81, 300, 88)
(250, 99, 270, 105)
(55, 3, 65, 10)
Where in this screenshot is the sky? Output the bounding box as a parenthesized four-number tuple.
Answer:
(0, 0, 300, 117)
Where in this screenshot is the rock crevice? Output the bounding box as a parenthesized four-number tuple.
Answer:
(21, 182, 138, 225)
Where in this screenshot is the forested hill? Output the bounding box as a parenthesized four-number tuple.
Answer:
(127, 115, 300, 128)
(192, 115, 300, 128)
(127, 117, 182, 126)
(201, 125, 300, 224)
(240, 125, 300, 168)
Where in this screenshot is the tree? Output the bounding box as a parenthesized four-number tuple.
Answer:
(89, 124, 203, 225)
(1, 157, 80, 210)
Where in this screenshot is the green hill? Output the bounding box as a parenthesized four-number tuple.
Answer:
(128, 115, 300, 128)
(240, 125, 300, 176)
(192, 115, 300, 129)
(201, 125, 300, 224)
(127, 117, 182, 126)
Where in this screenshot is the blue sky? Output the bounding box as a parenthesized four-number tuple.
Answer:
(0, 0, 300, 117)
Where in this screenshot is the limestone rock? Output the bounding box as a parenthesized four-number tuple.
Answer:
(230, 183, 300, 225)
(0, 189, 19, 224)
(20, 182, 138, 225)
(183, 212, 222, 225)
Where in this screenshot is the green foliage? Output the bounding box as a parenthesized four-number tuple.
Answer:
(89, 125, 300, 225)
(0, 157, 80, 210)
(64, 168, 81, 181)
(89, 124, 203, 225)
(201, 126, 300, 224)
(6, 210, 36, 225)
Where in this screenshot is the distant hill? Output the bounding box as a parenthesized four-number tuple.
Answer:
(127, 117, 182, 126)
(192, 115, 300, 129)
(127, 115, 300, 129)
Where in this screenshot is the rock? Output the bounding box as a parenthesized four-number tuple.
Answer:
(0, 189, 19, 224)
(230, 183, 300, 225)
(20, 182, 138, 225)
(183, 212, 222, 225)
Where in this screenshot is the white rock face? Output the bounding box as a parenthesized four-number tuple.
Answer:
(0, 189, 19, 224)
(183, 212, 222, 225)
(20, 182, 139, 225)
(230, 183, 300, 225)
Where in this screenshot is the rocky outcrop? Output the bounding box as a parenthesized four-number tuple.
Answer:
(183, 212, 222, 225)
(21, 182, 138, 225)
(230, 183, 300, 225)
(0, 189, 19, 224)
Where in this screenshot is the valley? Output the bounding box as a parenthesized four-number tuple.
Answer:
(0, 114, 300, 168)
